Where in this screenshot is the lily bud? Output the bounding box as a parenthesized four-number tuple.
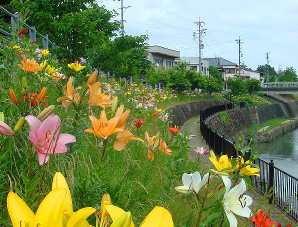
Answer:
(110, 212, 132, 227)
(210, 169, 229, 177)
(22, 77, 27, 89)
(8, 88, 18, 105)
(37, 87, 47, 103)
(111, 96, 118, 113)
(175, 186, 192, 194)
(14, 117, 25, 133)
(37, 105, 55, 121)
(86, 70, 97, 87)
(0, 121, 14, 136)
(0, 112, 4, 122)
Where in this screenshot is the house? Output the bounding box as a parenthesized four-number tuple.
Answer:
(179, 57, 210, 76)
(148, 46, 180, 68)
(237, 68, 262, 81)
(204, 57, 262, 81)
(204, 57, 238, 81)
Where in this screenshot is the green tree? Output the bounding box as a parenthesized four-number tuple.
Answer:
(165, 62, 191, 91)
(10, 0, 120, 62)
(228, 78, 247, 94)
(209, 65, 222, 81)
(89, 35, 151, 80)
(257, 64, 277, 82)
(246, 79, 261, 93)
(279, 67, 297, 82)
(205, 77, 223, 94)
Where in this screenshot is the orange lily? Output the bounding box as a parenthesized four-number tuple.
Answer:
(144, 132, 159, 161)
(19, 88, 48, 107)
(84, 110, 123, 140)
(17, 56, 40, 73)
(114, 129, 144, 151)
(57, 77, 81, 108)
(115, 105, 130, 128)
(86, 70, 97, 88)
(159, 139, 172, 156)
(87, 82, 112, 109)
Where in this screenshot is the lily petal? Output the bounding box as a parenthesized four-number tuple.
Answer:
(7, 192, 35, 227)
(52, 172, 73, 212)
(140, 206, 174, 227)
(105, 205, 135, 227)
(32, 188, 66, 227)
(66, 207, 96, 227)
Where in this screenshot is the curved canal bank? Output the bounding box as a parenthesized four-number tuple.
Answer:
(252, 128, 298, 178)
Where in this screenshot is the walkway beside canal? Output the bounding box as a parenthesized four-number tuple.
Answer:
(181, 116, 297, 226)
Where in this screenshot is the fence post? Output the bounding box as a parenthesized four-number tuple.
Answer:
(244, 150, 251, 161)
(29, 26, 36, 42)
(43, 34, 49, 49)
(268, 160, 274, 204)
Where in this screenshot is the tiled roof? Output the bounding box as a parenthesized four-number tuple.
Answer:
(204, 57, 237, 67)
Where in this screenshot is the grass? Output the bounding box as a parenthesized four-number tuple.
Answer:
(246, 117, 289, 142)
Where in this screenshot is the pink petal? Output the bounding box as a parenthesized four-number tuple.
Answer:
(28, 133, 38, 146)
(37, 152, 49, 165)
(37, 115, 60, 141)
(25, 115, 41, 134)
(58, 134, 76, 145)
(54, 143, 67, 154)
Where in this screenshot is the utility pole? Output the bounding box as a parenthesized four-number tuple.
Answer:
(194, 18, 206, 74)
(114, 0, 131, 36)
(266, 52, 270, 82)
(235, 36, 243, 77)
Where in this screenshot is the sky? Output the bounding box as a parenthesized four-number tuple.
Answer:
(97, 0, 298, 72)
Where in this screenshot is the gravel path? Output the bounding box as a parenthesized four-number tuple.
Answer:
(180, 116, 297, 226)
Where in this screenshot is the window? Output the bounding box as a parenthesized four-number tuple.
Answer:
(190, 66, 197, 71)
(166, 61, 173, 67)
(154, 58, 163, 66)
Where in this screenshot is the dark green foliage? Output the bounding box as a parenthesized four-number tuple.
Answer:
(209, 65, 222, 81)
(246, 79, 261, 93)
(279, 67, 297, 82)
(10, 0, 120, 62)
(228, 78, 247, 94)
(257, 64, 277, 82)
(89, 35, 151, 80)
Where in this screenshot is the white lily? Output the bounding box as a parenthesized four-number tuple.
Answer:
(221, 176, 252, 227)
(175, 171, 209, 194)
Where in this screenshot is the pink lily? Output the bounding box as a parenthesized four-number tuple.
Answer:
(25, 115, 76, 165)
(0, 121, 14, 136)
(194, 146, 209, 156)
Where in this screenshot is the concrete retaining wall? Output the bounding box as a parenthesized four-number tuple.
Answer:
(167, 99, 228, 127)
(204, 103, 288, 141)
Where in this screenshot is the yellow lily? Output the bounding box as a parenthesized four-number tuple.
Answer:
(104, 205, 174, 227)
(52, 172, 96, 227)
(209, 150, 233, 174)
(85, 110, 123, 140)
(42, 49, 49, 57)
(68, 62, 85, 72)
(237, 158, 260, 177)
(7, 188, 66, 227)
(45, 65, 58, 74)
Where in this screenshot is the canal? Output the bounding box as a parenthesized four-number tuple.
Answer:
(252, 128, 298, 178)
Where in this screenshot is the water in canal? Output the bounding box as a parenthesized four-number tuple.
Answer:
(251, 128, 298, 178)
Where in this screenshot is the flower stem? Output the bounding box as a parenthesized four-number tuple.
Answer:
(13, 134, 25, 150)
(100, 139, 109, 162)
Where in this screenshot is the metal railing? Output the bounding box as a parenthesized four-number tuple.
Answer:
(0, 6, 57, 49)
(200, 103, 298, 221)
(262, 82, 298, 89)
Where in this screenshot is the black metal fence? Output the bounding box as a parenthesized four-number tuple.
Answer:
(200, 103, 298, 221)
